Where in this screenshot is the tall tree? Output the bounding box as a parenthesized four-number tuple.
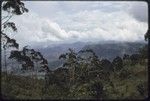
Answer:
(1, 33, 19, 73)
(112, 56, 123, 71)
(59, 48, 78, 87)
(89, 81, 104, 100)
(138, 45, 148, 64)
(9, 46, 49, 76)
(78, 49, 104, 82)
(1, 0, 28, 74)
(129, 54, 141, 65)
(144, 31, 149, 41)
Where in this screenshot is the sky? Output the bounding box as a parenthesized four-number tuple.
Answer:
(2, 1, 148, 48)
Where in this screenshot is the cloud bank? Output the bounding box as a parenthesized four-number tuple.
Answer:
(4, 1, 148, 47)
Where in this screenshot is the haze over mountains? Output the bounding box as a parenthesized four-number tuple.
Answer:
(2, 41, 147, 71)
(36, 41, 146, 70)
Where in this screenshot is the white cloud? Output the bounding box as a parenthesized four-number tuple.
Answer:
(128, 1, 148, 22)
(3, 1, 148, 48)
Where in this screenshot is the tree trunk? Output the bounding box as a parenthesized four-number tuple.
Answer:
(4, 48, 7, 75)
(72, 66, 75, 84)
(69, 67, 72, 87)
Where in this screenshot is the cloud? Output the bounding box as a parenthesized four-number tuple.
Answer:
(3, 1, 148, 48)
(128, 2, 148, 22)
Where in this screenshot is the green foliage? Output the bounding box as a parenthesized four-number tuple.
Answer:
(2, 45, 148, 99)
(112, 56, 123, 71)
(2, 0, 28, 15)
(1, 1, 148, 99)
(144, 31, 149, 41)
(139, 44, 148, 59)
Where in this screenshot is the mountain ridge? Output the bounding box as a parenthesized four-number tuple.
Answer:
(36, 41, 146, 69)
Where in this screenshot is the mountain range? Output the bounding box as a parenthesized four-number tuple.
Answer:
(36, 41, 146, 70)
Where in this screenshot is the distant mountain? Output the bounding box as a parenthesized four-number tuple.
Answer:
(36, 41, 146, 69)
(82, 42, 146, 61)
(2, 41, 147, 71)
(38, 42, 87, 62)
(37, 42, 88, 70)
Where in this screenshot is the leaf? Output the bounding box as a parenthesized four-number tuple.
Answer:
(2, 0, 28, 15)
(59, 54, 66, 59)
(4, 22, 17, 31)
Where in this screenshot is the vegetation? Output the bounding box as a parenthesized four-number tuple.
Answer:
(1, 45, 148, 100)
(1, 0, 148, 100)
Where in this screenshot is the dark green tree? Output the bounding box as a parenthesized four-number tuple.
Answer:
(139, 45, 148, 59)
(1, 0, 28, 74)
(100, 59, 113, 73)
(129, 54, 141, 65)
(144, 31, 149, 41)
(88, 81, 104, 100)
(59, 48, 78, 87)
(123, 54, 130, 60)
(9, 46, 49, 76)
(112, 56, 123, 71)
(78, 49, 103, 81)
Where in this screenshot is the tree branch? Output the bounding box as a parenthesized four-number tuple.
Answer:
(2, 14, 13, 26)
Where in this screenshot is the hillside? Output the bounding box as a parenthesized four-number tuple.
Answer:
(1, 43, 148, 99)
(1, 42, 147, 71)
(82, 42, 146, 60)
(38, 42, 146, 69)
(1, 62, 148, 99)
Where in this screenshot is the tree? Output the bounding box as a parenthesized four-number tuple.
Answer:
(1, 0, 28, 74)
(136, 83, 146, 97)
(88, 81, 104, 100)
(9, 50, 34, 72)
(123, 54, 130, 60)
(119, 68, 131, 80)
(112, 56, 123, 71)
(9, 46, 50, 97)
(53, 68, 69, 88)
(1, 33, 19, 73)
(2, 0, 49, 75)
(123, 54, 131, 65)
(76, 49, 92, 83)
(78, 49, 103, 80)
(100, 59, 113, 73)
(2, 0, 28, 38)
(138, 45, 148, 63)
(2, 1, 51, 98)
(9, 46, 49, 77)
(129, 54, 141, 65)
(2, 0, 28, 16)
(59, 48, 78, 87)
(144, 31, 149, 41)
